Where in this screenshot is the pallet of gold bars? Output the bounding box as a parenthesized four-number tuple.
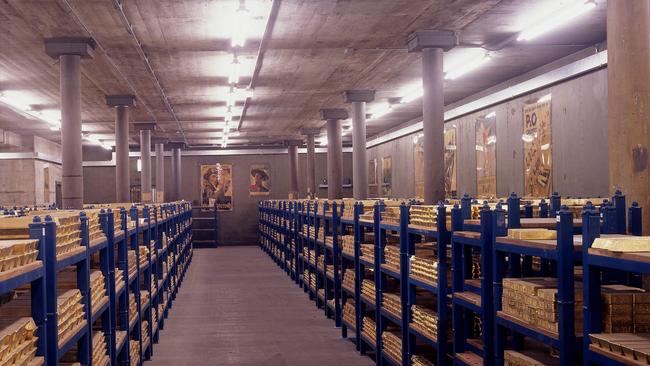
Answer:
(0, 239, 39, 275)
(588, 333, 650, 364)
(0, 317, 39, 366)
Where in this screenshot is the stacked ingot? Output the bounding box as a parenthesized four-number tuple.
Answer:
(114, 268, 125, 289)
(308, 249, 317, 266)
(409, 205, 437, 229)
(382, 292, 401, 318)
(412, 355, 435, 366)
(362, 317, 376, 343)
(411, 305, 438, 339)
(342, 200, 376, 221)
(85, 210, 107, 244)
(138, 246, 149, 267)
(409, 256, 438, 284)
(0, 317, 37, 366)
(634, 292, 650, 333)
(141, 320, 149, 343)
(382, 331, 402, 364)
(0, 239, 39, 273)
(361, 279, 376, 303)
(343, 301, 356, 326)
(360, 244, 374, 262)
(342, 235, 354, 256)
(140, 290, 150, 310)
(129, 340, 140, 365)
(504, 350, 560, 366)
(502, 278, 583, 334)
(91, 331, 109, 366)
(381, 207, 400, 226)
(128, 293, 137, 323)
(56, 289, 85, 345)
(309, 270, 317, 290)
(127, 251, 137, 280)
(384, 245, 400, 270)
(89, 270, 107, 314)
(342, 270, 355, 292)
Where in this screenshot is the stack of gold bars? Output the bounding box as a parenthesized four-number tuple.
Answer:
(361, 279, 376, 303)
(504, 349, 560, 366)
(141, 320, 149, 344)
(91, 331, 109, 366)
(343, 301, 356, 327)
(138, 247, 149, 268)
(502, 278, 583, 334)
(382, 331, 402, 364)
(589, 333, 650, 363)
(384, 245, 400, 270)
(409, 206, 437, 229)
(85, 210, 107, 244)
(0, 317, 38, 366)
(382, 292, 401, 318)
(381, 207, 400, 225)
(360, 244, 374, 262)
(128, 293, 137, 324)
(89, 270, 107, 314)
(114, 268, 125, 291)
(127, 251, 137, 280)
(0, 239, 39, 273)
(308, 249, 317, 267)
(129, 339, 140, 364)
(411, 355, 435, 366)
(308, 270, 316, 291)
(302, 269, 310, 289)
(342, 270, 355, 292)
(341, 236, 354, 256)
(411, 305, 439, 340)
(140, 291, 150, 310)
(362, 317, 376, 343)
(0, 213, 81, 260)
(56, 289, 85, 346)
(409, 256, 438, 284)
(342, 199, 356, 220)
(600, 284, 650, 333)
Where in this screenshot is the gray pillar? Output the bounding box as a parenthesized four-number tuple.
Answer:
(107, 95, 136, 203)
(172, 148, 182, 201)
(422, 48, 445, 204)
(344, 90, 375, 200)
(115, 106, 130, 202)
(306, 135, 316, 195)
(45, 37, 95, 209)
(140, 129, 152, 202)
(155, 143, 165, 202)
(320, 109, 348, 199)
(288, 144, 299, 196)
(407, 30, 456, 204)
(59, 55, 83, 209)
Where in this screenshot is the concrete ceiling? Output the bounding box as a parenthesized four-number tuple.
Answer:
(0, 0, 607, 149)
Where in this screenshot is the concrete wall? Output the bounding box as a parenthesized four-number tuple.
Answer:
(368, 69, 609, 199)
(84, 151, 353, 245)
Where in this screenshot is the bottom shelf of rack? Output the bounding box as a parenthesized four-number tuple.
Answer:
(589, 344, 650, 366)
(454, 351, 483, 366)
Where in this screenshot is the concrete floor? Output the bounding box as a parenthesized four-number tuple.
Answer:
(150, 246, 374, 366)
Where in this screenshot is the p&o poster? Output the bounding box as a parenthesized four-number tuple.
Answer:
(475, 116, 497, 198)
(200, 163, 233, 210)
(523, 100, 552, 197)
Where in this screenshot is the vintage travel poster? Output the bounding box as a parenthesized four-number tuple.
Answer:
(200, 163, 233, 210)
(381, 156, 392, 197)
(249, 164, 271, 196)
(368, 158, 378, 197)
(413, 137, 424, 199)
(475, 116, 497, 198)
(523, 101, 552, 197)
(444, 126, 458, 197)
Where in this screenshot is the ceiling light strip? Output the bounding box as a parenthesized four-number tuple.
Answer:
(367, 49, 607, 149)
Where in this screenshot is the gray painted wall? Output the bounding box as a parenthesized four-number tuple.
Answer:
(368, 69, 609, 199)
(84, 151, 353, 245)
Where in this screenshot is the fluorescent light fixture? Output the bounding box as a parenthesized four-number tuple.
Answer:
(136, 159, 142, 172)
(445, 51, 491, 80)
(368, 102, 392, 120)
(0, 91, 62, 129)
(537, 94, 552, 103)
(517, 0, 597, 41)
(231, 1, 250, 47)
(485, 111, 496, 118)
(225, 107, 233, 122)
(226, 87, 236, 107)
(228, 55, 240, 84)
(399, 83, 423, 104)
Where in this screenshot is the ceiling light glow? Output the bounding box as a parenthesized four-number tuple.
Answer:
(228, 55, 240, 84)
(368, 103, 392, 120)
(517, 0, 597, 42)
(537, 94, 552, 103)
(444, 51, 491, 80)
(231, 1, 250, 47)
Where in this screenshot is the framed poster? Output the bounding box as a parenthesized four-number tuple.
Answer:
(414, 136, 424, 199)
(381, 156, 392, 197)
(368, 158, 378, 197)
(523, 100, 552, 197)
(200, 163, 233, 210)
(249, 164, 271, 196)
(476, 115, 497, 198)
(444, 126, 458, 197)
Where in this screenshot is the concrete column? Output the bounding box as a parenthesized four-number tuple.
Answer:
(139, 128, 152, 203)
(45, 38, 95, 209)
(286, 141, 300, 197)
(171, 147, 182, 201)
(320, 109, 348, 199)
(301, 128, 320, 197)
(106, 95, 136, 203)
(344, 90, 375, 200)
(155, 143, 165, 203)
(607, 0, 650, 233)
(407, 30, 457, 204)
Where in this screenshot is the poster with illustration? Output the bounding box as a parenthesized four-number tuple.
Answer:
(523, 101, 552, 197)
(381, 156, 392, 197)
(200, 163, 233, 210)
(444, 126, 458, 197)
(249, 164, 271, 196)
(414, 136, 424, 198)
(368, 158, 378, 197)
(475, 116, 497, 198)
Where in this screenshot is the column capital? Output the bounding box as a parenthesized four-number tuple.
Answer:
(300, 128, 321, 136)
(134, 123, 156, 131)
(284, 139, 303, 147)
(166, 141, 186, 150)
(44, 37, 96, 59)
(406, 30, 458, 52)
(106, 95, 137, 108)
(320, 108, 349, 120)
(152, 137, 168, 145)
(343, 90, 375, 103)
